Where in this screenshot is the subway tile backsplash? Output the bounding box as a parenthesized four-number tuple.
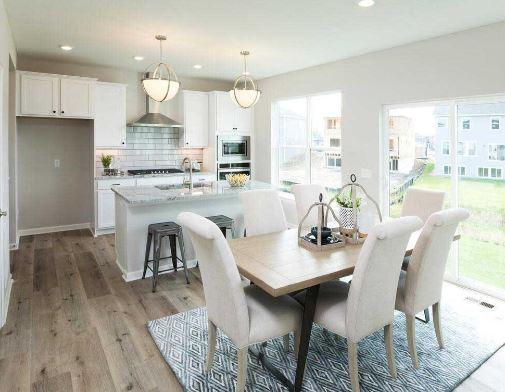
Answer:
(95, 126, 203, 171)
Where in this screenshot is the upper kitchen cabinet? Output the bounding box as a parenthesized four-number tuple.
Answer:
(94, 82, 127, 148)
(19, 73, 59, 117)
(60, 78, 94, 118)
(179, 90, 209, 148)
(209, 91, 253, 135)
(17, 71, 96, 119)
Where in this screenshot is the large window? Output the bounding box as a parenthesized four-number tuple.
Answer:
(273, 92, 342, 194)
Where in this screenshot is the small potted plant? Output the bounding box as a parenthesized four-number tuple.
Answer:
(101, 154, 114, 175)
(336, 189, 362, 233)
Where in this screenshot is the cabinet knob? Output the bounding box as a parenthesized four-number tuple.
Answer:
(186, 142, 189, 145)
(122, 141, 125, 145)
(61, 110, 65, 114)
(52, 110, 56, 114)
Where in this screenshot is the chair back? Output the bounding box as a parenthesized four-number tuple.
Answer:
(346, 216, 423, 342)
(401, 188, 445, 223)
(177, 212, 250, 347)
(239, 189, 288, 236)
(404, 208, 469, 314)
(292, 184, 328, 226)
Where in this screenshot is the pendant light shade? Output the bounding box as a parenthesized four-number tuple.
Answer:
(229, 51, 261, 109)
(142, 35, 180, 102)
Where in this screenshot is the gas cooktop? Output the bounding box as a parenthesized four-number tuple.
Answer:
(127, 169, 184, 175)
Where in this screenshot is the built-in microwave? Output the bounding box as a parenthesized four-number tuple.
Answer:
(217, 135, 250, 162)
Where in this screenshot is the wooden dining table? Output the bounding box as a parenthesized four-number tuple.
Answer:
(229, 228, 460, 392)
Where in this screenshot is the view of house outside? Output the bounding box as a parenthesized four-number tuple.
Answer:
(388, 103, 505, 292)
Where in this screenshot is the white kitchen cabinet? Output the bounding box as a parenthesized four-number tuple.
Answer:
(60, 78, 93, 118)
(17, 71, 96, 119)
(209, 91, 253, 135)
(94, 82, 127, 147)
(179, 90, 209, 148)
(19, 73, 59, 117)
(97, 190, 115, 229)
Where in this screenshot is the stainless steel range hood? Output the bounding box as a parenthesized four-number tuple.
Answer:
(128, 96, 182, 128)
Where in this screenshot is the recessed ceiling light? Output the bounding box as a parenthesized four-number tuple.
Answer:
(133, 56, 144, 61)
(59, 45, 73, 51)
(193, 64, 203, 69)
(358, 0, 375, 7)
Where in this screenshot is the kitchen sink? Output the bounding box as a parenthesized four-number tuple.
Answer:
(155, 181, 212, 191)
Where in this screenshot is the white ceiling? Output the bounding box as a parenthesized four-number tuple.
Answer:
(5, 0, 505, 81)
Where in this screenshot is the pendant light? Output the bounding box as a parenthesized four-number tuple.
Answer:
(229, 51, 261, 109)
(142, 35, 180, 102)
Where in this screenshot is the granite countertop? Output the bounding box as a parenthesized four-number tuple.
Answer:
(95, 171, 215, 180)
(111, 180, 275, 205)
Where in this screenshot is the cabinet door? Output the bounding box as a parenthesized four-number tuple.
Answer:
(60, 78, 93, 118)
(216, 91, 237, 133)
(234, 106, 252, 134)
(94, 83, 126, 147)
(20, 73, 59, 116)
(97, 190, 115, 229)
(182, 91, 209, 147)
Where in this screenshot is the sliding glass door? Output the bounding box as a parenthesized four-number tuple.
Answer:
(384, 97, 505, 297)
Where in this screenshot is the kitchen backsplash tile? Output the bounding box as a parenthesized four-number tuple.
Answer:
(96, 126, 203, 171)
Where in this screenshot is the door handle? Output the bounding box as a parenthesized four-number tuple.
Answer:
(0, 210, 7, 217)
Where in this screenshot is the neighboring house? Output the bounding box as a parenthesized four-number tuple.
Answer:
(323, 116, 342, 168)
(434, 104, 505, 179)
(388, 116, 416, 173)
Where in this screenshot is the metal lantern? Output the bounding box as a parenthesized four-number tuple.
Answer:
(142, 35, 180, 102)
(298, 193, 346, 251)
(229, 51, 261, 109)
(328, 174, 383, 244)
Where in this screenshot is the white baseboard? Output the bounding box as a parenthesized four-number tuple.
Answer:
(1, 275, 13, 328)
(117, 258, 198, 282)
(17, 223, 91, 237)
(94, 227, 115, 237)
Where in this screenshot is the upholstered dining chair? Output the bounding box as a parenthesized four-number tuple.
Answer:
(297, 216, 423, 392)
(400, 187, 446, 322)
(395, 208, 469, 368)
(401, 187, 446, 223)
(177, 212, 302, 392)
(292, 184, 328, 227)
(239, 189, 288, 236)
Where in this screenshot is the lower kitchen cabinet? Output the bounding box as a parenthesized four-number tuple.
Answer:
(97, 190, 115, 229)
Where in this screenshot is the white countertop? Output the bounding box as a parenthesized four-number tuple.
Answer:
(95, 171, 214, 180)
(111, 180, 274, 205)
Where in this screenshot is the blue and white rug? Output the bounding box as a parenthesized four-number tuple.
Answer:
(147, 298, 504, 391)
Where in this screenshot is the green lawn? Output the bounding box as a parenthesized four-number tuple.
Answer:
(391, 163, 505, 290)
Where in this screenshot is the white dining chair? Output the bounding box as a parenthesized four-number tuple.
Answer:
(298, 216, 423, 392)
(239, 189, 288, 236)
(401, 187, 446, 223)
(395, 208, 469, 368)
(292, 184, 328, 227)
(177, 212, 302, 392)
(400, 187, 446, 322)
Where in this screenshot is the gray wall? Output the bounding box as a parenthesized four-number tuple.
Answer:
(254, 21, 505, 208)
(17, 118, 93, 231)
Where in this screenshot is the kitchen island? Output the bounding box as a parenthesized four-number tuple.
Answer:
(112, 180, 274, 281)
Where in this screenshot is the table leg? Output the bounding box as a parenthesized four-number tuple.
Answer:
(294, 284, 320, 392)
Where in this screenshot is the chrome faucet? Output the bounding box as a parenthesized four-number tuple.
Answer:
(181, 157, 193, 190)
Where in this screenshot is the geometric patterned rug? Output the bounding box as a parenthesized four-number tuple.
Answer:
(147, 299, 505, 391)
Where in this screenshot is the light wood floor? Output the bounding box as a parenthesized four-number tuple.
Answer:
(0, 230, 503, 391)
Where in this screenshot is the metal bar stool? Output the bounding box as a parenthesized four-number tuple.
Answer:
(142, 221, 189, 292)
(206, 215, 235, 238)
